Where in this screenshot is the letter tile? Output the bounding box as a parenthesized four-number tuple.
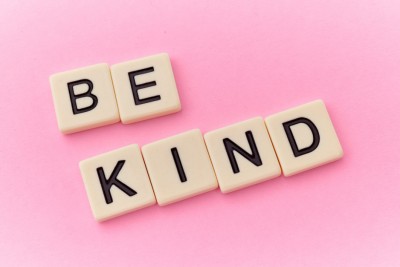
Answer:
(50, 64, 120, 134)
(265, 100, 343, 176)
(111, 53, 181, 124)
(141, 129, 218, 206)
(80, 145, 156, 221)
(204, 117, 281, 193)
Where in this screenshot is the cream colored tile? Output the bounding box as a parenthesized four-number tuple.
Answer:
(142, 129, 218, 206)
(80, 145, 156, 221)
(204, 117, 281, 193)
(111, 53, 181, 124)
(50, 63, 120, 134)
(265, 100, 343, 176)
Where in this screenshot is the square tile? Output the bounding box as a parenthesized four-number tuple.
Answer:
(204, 117, 281, 193)
(142, 129, 218, 206)
(80, 144, 156, 221)
(111, 53, 181, 124)
(50, 63, 120, 134)
(265, 100, 343, 176)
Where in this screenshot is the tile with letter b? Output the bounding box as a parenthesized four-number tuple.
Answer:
(141, 129, 218, 206)
(111, 53, 181, 124)
(50, 64, 120, 134)
(79, 145, 156, 221)
(265, 100, 343, 177)
(204, 117, 281, 193)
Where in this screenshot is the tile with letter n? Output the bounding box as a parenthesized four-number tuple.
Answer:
(141, 129, 218, 206)
(50, 63, 120, 134)
(265, 100, 344, 177)
(110, 53, 181, 124)
(79, 144, 156, 221)
(204, 117, 281, 193)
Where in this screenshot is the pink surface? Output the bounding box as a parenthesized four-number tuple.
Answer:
(1, 0, 400, 266)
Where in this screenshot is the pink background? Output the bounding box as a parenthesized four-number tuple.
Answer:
(1, 0, 400, 266)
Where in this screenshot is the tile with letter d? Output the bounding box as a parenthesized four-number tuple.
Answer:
(265, 100, 343, 176)
(111, 53, 181, 124)
(204, 117, 281, 193)
(50, 64, 120, 134)
(141, 129, 218, 206)
(79, 144, 156, 221)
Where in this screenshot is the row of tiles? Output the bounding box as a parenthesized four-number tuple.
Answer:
(50, 53, 181, 134)
(80, 100, 344, 221)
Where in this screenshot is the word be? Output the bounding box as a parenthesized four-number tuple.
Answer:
(50, 53, 181, 134)
(80, 100, 343, 221)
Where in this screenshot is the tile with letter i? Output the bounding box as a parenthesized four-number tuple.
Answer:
(204, 117, 281, 193)
(79, 145, 156, 221)
(141, 129, 218, 206)
(265, 100, 343, 176)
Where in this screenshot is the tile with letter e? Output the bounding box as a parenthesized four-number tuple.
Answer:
(111, 53, 181, 124)
(79, 144, 156, 221)
(50, 64, 120, 134)
(265, 100, 343, 177)
(204, 117, 281, 193)
(142, 129, 218, 206)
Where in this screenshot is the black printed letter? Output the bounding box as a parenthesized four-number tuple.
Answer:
(67, 79, 98, 114)
(171, 147, 187, 183)
(128, 67, 161, 105)
(223, 131, 262, 174)
(96, 160, 137, 204)
(282, 117, 320, 157)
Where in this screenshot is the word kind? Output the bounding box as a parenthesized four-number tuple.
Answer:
(80, 100, 343, 221)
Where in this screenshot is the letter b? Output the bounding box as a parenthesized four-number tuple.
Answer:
(50, 63, 120, 134)
(68, 79, 98, 114)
